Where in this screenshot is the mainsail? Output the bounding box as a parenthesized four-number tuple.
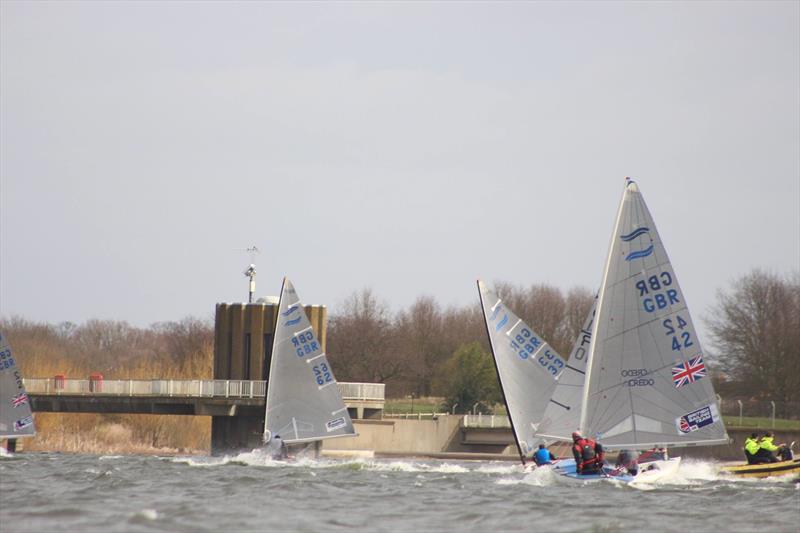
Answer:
(264, 278, 355, 445)
(578, 179, 728, 449)
(478, 280, 566, 463)
(534, 296, 597, 442)
(0, 331, 36, 440)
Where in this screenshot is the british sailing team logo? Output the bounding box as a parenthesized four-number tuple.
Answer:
(326, 417, 347, 432)
(14, 415, 33, 431)
(621, 226, 655, 261)
(676, 404, 719, 434)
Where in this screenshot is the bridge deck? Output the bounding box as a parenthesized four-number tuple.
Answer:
(24, 378, 384, 418)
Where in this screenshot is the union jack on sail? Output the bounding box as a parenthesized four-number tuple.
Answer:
(11, 392, 29, 407)
(671, 355, 706, 388)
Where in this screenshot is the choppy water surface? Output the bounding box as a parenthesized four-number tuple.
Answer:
(1, 451, 798, 532)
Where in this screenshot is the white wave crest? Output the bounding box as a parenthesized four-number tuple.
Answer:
(132, 509, 158, 521)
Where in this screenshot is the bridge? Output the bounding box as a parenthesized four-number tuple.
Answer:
(25, 378, 384, 418)
(24, 377, 385, 452)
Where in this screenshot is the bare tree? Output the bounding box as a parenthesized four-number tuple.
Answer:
(707, 270, 800, 408)
(562, 287, 595, 355)
(395, 295, 448, 397)
(326, 288, 402, 384)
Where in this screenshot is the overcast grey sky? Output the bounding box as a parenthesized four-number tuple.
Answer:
(1, 1, 798, 344)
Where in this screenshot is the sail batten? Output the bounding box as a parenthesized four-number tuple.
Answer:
(264, 278, 355, 445)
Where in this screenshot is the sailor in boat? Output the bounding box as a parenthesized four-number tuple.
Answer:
(265, 434, 288, 460)
(571, 432, 605, 475)
(744, 433, 761, 464)
(532, 444, 557, 466)
(615, 450, 639, 476)
(755, 432, 790, 463)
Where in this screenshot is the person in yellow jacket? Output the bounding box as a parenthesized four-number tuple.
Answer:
(744, 433, 760, 464)
(755, 432, 785, 464)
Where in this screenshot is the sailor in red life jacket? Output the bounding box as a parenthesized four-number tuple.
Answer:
(572, 431, 605, 475)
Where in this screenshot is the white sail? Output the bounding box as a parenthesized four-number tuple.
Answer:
(0, 331, 36, 440)
(579, 179, 728, 449)
(534, 296, 597, 442)
(477, 280, 566, 462)
(264, 278, 356, 445)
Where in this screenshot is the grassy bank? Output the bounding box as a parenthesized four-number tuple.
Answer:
(723, 416, 800, 431)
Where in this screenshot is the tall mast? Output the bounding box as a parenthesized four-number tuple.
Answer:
(579, 179, 631, 434)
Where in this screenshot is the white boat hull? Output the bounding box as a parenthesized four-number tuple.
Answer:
(551, 457, 682, 483)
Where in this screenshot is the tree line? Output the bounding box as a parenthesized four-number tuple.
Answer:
(326, 283, 594, 412)
(2, 268, 797, 417)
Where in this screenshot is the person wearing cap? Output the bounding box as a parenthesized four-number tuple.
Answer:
(572, 431, 605, 475)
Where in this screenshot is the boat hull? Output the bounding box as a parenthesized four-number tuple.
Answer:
(721, 459, 800, 478)
(552, 457, 681, 483)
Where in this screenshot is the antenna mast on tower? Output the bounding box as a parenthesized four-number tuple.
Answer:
(242, 246, 260, 303)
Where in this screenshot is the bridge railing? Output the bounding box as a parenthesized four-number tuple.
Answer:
(23, 378, 384, 402)
(337, 382, 385, 401)
(462, 414, 511, 428)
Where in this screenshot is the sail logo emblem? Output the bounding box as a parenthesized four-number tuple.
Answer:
(14, 415, 33, 431)
(495, 314, 509, 332)
(281, 305, 299, 317)
(620, 227, 650, 241)
(620, 227, 654, 261)
(326, 417, 347, 432)
(284, 317, 302, 327)
(672, 355, 706, 388)
(11, 392, 28, 408)
(489, 304, 502, 322)
(675, 404, 718, 434)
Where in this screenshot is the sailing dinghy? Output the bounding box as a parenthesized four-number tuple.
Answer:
(541, 178, 729, 483)
(477, 280, 568, 465)
(263, 278, 356, 458)
(0, 331, 36, 453)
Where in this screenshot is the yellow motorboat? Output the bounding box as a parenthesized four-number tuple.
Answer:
(721, 458, 800, 479)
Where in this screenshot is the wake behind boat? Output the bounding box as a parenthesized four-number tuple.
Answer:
(262, 277, 356, 458)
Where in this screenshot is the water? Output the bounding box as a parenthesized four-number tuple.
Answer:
(2, 451, 798, 532)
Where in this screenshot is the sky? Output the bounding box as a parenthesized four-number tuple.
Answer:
(1, 1, 798, 346)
